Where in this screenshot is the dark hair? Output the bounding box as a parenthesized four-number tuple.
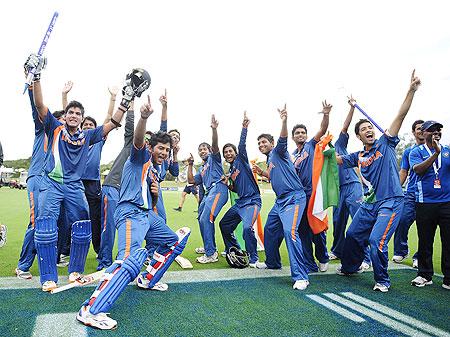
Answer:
(257, 133, 274, 143)
(198, 142, 212, 152)
(291, 124, 307, 137)
(65, 100, 85, 116)
(149, 131, 172, 148)
(52, 110, 65, 119)
(168, 129, 181, 137)
(82, 116, 97, 128)
(412, 119, 425, 132)
(354, 119, 372, 135)
(222, 143, 237, 156)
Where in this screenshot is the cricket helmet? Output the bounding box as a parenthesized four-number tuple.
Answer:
(225, 246, 249, 269)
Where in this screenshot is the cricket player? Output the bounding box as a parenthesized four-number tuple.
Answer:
(24, 53, 148, 292)
(187, 115, 229, 263)
(252, 105, 309, 290)
(292, 101, 331, 273)
(219, 111, 261, 266)
(77, 97, 190, 330)
(392, 119, 425, 266)
(336, 70, 421, 292)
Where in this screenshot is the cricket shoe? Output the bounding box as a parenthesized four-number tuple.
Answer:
(0, 224, 7, 247)
(411, 276, 433, 287)
(442, 283, 450, 290)
(194, 247, 205, 254)
(15, 268, 32, 280)
(255, 261, 267, 269)
(412, 258, 418, 269)
(360, 262, 371, 271)
(57, 254, 69, 268)
(173, 207, 182, 212)
(336, 265, 363, 276)
(69, 272, 83, 283)
(328, 252, 338, 260)
(293, 280, 309, 290)
(77, 306, 117, 330)
(392, 255, 408, 263)
(196, 252, 219, 264)
(249, 261, 259, 268)
(319, 262, 329, 272)
(136, 275, 169, 291)
(373, 283, 389, 292)
(42, 280, 57, 292)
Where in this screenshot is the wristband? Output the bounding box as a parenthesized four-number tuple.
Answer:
(110, 117, 122, 128)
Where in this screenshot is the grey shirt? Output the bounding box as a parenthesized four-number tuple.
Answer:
(103, 110, 135, 189)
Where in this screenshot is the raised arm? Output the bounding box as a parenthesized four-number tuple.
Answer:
(342, 96, 356, 134)
(387, 70, 421, 137)
(24, 54, 48, 121)
(103, 86, 119, 125)
(239, 111, 250, 158)
(279, 104, 288, 138)
(160, 89, 167, 125)
(61, 81, 73, 110)
(187, 153, 196, 184)
(123, 104, 135, 147)
(133, 95, 153, 149)
(313, 100, 332, 141)
(211, 114, 219, 154)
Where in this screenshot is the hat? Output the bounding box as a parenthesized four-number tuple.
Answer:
(421, 120, 443, 131)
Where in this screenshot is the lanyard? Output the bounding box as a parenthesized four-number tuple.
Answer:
(424, 144, 441, 177)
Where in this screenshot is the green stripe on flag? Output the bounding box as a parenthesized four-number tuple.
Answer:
(320, 147, 339, 208)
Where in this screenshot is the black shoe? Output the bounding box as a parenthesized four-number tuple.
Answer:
(193, 210, 198, 213)
(173, 207, 182, 212)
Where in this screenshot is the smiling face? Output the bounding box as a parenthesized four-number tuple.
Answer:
(292, 126, 307, 145)
(223, 146, 237, 163)
(413, 123, 425, 144)
(198, 144, 210, 161)
(150, 142, 171, 165)
(169, 130, 180, 146)
(356, 122, 375, 147)
(65, 107, 83, 129)
(258, 137, 274, 155)
(82, 119, 95, 130)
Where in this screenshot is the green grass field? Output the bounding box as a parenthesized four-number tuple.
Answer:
(0, 184, 443, 277)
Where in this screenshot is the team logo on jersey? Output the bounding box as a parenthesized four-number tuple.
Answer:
(230, 168, 240, 181)
(293, 150, 308, 166)
(444, 152, 449, 158)
(267, 162, 275, 175)
(359, 150, 383, 168)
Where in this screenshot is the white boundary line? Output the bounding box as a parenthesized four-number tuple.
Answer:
(341, 292, 449, 337)
(306, 294, 366, 323)
(323, 293, 431, 337)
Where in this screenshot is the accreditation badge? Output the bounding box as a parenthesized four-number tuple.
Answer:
(434, 179, 441, 189)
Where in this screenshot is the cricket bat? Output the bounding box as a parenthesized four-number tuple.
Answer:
(50, 270, 105, 294)
(175, 256, 193, 269)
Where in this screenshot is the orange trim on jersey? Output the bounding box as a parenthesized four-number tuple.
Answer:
(51, 125, 65, 153)
(43, 134, 48, 153)
(378, 212, 396, 251)
(124, 219, 132, 258)
(30, 192, 35, 229)
(209, 193, 221, 222)
(102, 195, 108, 232)
(141, 161, 152, 184)
(291, 205, 300, 241)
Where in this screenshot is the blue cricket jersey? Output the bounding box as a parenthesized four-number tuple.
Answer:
(334, 132, 360, 187)
(268, 137, 304, 198)
(158, 120, 179, 180)
(43, 111, 104, 184)
(409, 144, 450, 203)
(400, 145, 419, 194)
(118, 145, 155, 210)
(194, 152, 225, 192)
(27, 88, 47, 180)
(228, 128, 261, 206)
(82, 140, 105, 181)
(341, 134, 402, 203)
(292, 138, 317, 197)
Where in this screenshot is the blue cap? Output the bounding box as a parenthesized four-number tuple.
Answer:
(421, 120, 443, 131)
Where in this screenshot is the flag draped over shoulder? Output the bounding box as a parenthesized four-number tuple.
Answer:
(307, 134, 340, 234)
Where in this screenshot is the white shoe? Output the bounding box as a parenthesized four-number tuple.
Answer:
(15, 268, 32, 280)
(328, 252, 338, 260)
(293, 280, 309, 290)
(221, 251, 227, 257)
(255, 261, 267, 269)
(392, 255, 407, 263)
(443, 283, 450, 290)
(0, 224, 7, 248)
(77, 306, 117, 330)
(411, 276, 433, 287)
(412, 258, 418, 269)
(42, 280, 57, 292)
(360, 262, 371, 271)
(196, 252, 219, 264)
(195, 247, 205, 254)
(69, 272, 82, 283)
(136, 274, 169, 291)
(57, 254, 69, 268)
(319, 262, 329, 272)
(249, 261, 258, 268)
(373, 283, 389, 292)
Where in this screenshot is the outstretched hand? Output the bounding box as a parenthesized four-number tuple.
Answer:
(187, 153, 195, 165)
(211, 114, 219, 129)
(140, 95, 154, 119)
(278, 104, 287, 121)
(62, 81, 73, 94)
(108, 85, 119, 97)
(347, 95, 356, 107)
(242, 111, 250, 128)
(159, 89, 167, 107)
(252, 163, 263, 176)
(321, 100, 332, 115)
(410, 69, 421, 92)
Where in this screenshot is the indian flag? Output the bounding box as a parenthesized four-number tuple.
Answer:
(307, 134, 340, 234)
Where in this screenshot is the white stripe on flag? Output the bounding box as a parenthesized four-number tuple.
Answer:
(323, 293, 431, 337)
(306, 295, 365, 323)
(341, 292, 449, 337)
(33, 313, 87, 337)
